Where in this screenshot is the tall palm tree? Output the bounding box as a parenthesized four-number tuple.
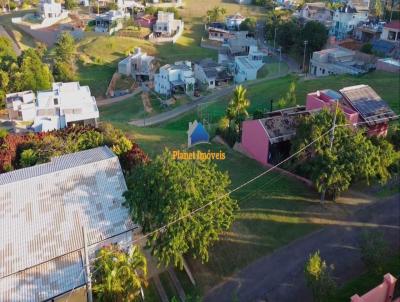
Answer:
(226, 85, 250, 132)
(92, 245, 147, 302)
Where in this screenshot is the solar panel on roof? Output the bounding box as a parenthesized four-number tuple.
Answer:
(352, 100, 391, 117)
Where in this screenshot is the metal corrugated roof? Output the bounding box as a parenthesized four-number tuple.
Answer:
(0, 146, 135, 301)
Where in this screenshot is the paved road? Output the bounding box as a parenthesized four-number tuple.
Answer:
(204, 194, 400, 302)
(128, 72, 288, 127)
(96, 89, 142, 107)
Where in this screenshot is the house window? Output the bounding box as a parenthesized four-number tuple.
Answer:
(388, 31, 396, 40)
(54, 98, 58, 105)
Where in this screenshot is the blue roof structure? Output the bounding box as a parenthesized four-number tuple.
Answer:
(188, 121, 210, 147)
(372, 40, 395, 56)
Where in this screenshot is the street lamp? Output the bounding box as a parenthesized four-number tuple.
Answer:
(302, 40, 308, 74)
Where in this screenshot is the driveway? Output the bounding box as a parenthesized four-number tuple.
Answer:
(204, 194, 400, 302)
(128, 72, 289, 127)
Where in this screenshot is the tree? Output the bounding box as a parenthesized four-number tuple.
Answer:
(278, 81, 297, 108)
(276, 20, 299, 52)
(373, 0, 384, 18)
(124, 150, 238, 268)
(16, 48, 53, 92)
(359, 231, 389, 276)
(239, 18, 257, 33)
(291, 109, 399, 199)
(0, 37, 17, 65)
(206, 6, 227, 23)
(64, 0, 77, 10)
(298, 21, 328, 54)
(92, 245, 147, 302)
(53, 60, 76, 82)
(226, 85, 250, 132)
(304, 251, 336, 302)
(54, 32, 75, 64)
(360, 43, 373, 54)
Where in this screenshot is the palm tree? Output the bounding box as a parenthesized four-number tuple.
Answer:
(92, 245, 147, 302)
(226, 85, 250, 132)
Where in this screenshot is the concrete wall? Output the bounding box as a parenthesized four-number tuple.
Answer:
(241, 119, 269, 165)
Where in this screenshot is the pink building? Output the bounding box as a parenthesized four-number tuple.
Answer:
(351, 273, 399, 302)
(241, 106, 314, 165)
(241, 85, 398, 165)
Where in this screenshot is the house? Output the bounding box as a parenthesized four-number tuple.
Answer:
(5, 90, 36, 121)
(234, 45, 266, 83)
(208, 22, 231, 42)
(241, 106, 314, 165)
(339, 84, 398, 136)
(0, 146, 138, 301)
(154, 61, 196, 96)
(309, 47, 369, 77)
(194, 58, 232, 89)
(187, 120, 210, 147)
(381, 20, 400, 42)
(295, 2, 333, 27)
(38, 0, 63, 19)
(218, 31, 257, 63)
(118, 47, 156, 81)
(94, 10, 130, 35)
(330, 5, 368, 40)
(136, 14, 157, 28)
(354, 21, 384, 43)
(6, 82, 99, 132)
(225, 13, 245, 30)
(351, 273, 399, 302)
(153, 11, 182, 37)
(241, 85, 398, 165)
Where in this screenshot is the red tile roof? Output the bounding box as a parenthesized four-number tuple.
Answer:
(384, 20, 400, 30)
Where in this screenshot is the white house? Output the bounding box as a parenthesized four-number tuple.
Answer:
(225, 13, 245, 30)
(309, 47, 367, 77)
(234, 45, 266, 83)
(118, 47, 156, 81)
(381, 20, 400, 42)
(194, 58, 232, 89)
(295, 2, 333, 27)
(95, 10, 130, 35)
(154, 61, 196, 96)
(153, 11, 183, 37)
(0, 146, 138, 301)
(39, 0, 63, 19)
(6, 82, 99, 132)
(330, 4, 368, 40)
(5, 90, 36, 121)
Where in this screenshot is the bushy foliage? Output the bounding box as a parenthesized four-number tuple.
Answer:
(124, 149, 238, 268)
(359, 231, 389, 276)
(92, 245, 147, 302)
(239, 17, 257, 33)
(304, 251, 336, 301)
(0, 123, 148, 173)
(291, 109, 399, 199)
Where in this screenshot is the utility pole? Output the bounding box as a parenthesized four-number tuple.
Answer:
(278, 47, 282, 76)
(321, 100, 339, 202)
(273, 27, 277, 51)
(269, 99, 273, 112)
(83, 227, 93, 302)
(302, 40, 308, 74)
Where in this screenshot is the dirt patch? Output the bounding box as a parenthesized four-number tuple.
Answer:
(141, 92, 153, 114)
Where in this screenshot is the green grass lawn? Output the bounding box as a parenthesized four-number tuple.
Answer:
(328, 254, 400, 302)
